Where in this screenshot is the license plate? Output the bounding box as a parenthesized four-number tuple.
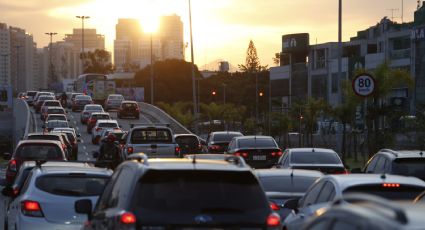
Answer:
(253, 155, 266, 161)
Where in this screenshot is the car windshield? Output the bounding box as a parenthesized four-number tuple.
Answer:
(36, 175, 109, 197)
(343, 184, 425, 200)
(392, 158, 425, 180)
(213, 133, 243, 142)
(16, 144, 62, 159)
(131, 170, 269, 221)
(291, 151, 341, 164)
(238, 138, 276, 148)
(131, 129, 172, 144)
(47, 116, 66, 121)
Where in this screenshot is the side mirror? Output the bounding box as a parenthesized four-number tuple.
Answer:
(75, 199, 93, 220)
(351, 168, 362, 173)
(3, 152, 11, 160)
(2, 186, 14, 197)
(92, 151, 99, 158)
(283, 198, 300, 211)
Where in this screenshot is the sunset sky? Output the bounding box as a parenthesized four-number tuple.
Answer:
(0, 0, 419, 68)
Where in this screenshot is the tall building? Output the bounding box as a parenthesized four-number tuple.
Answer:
(0, 23, 10, 86)
(114, 19, 142, 69)
(158, 14, 184, 60)
(64, 28, 105, 53)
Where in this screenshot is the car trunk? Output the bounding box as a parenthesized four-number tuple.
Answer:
(290, 164, 347, 174)
(236, 148, 282, 168)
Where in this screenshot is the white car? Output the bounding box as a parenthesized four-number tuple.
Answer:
(91, 119, 121, 144)
(40, 100, 62, 117)
(5, 162, 111, 230)
(80, 104, 104, 124)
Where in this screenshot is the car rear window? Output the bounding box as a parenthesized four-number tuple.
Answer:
(213, 133, 243, 142)
(238, 138, 277, 148)
(131, 129, 172, 144)
(86, 105, 103, 111)
(35, 175, 109, 197)
(47, 116, 66, 121)
(99, 123, 118, 128)
(109, 95, 123, 100)
(291, 151, 341, 164)
(175, 136, 199, 146)
(16, 144, 62, 159)
(45, 102, 60, 106)
(392, 158, 425, 180)
(93, 114, 110, 120)
(123, 103, 137, 108)
(48, 109, 64, 114)
(131, 170, 269, 220)
(343, 184, 425, 200)
(48, 122, 68, 128)
(258, 175, 319, 193)
(27, 135, 60, 142)
(27, 92, 37, 96)
(76, 96, 91, 100)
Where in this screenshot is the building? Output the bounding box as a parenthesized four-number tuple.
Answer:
(0, 23, 10, 86)
(64, 28, 105, 53)
(114, 19, 142, 69)
(158, 14, 184, 60)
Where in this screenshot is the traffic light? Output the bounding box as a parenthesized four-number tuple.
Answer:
(259, 92, 264, 97)
(211, 91, 216, 96)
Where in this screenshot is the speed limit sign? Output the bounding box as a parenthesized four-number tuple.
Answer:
(352, 73, 376, 97)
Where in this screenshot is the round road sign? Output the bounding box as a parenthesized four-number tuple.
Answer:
(352, 73, 376, 97)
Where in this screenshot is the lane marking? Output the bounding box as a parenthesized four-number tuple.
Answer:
(83, 146, 87, 150)
(81, 139, 84, 144)
(85, 152, 89, 156)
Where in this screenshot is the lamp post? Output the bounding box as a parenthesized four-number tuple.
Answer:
(150, 32, 154, 105)
(14, 45, 22, 93)
(337, 0, 343, 103)
(45, 32, 57, 84)
(1, 54, 9, 86)
(76, 15, 90, 73)
(189, 0, 197, 133)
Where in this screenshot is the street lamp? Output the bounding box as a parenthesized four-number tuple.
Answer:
(45, 32, 58, 84)
(76, 15, 90, 73)
(150, 32, 154, 105)
(188, 0, 197, 132)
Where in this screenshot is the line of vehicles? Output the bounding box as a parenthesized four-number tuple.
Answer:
(5, 89, 425, 229)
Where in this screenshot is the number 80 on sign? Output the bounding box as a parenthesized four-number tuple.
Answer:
(352, 73, 376, 97)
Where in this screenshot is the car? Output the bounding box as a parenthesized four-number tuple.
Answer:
(5, 161, 112, 230)
(104, 94, 125, 111)
(42, 120, 70, 132)
(185, 153, 243, 161)
(174, 134, 204, 156)
(74, 154, 281, 230)
(226, 135, 283, 168)
(80, 104, 104, 124)
(39, 100, 62, 118)
(72, 95, 93, 112)
(117, 100, 140, 119)
(91, 120, 120, 144)
(255, 169, 324, 221)
(68, 92, 84, 108)
(98, 129, 126, 144)
(25, 132, 71, 158)
(56, 132, 74, 160)
(354, 149, 425, 181)
(123, 124, 180, 158)
(275, 148, 348, 174)
(303, 194, 425, 230)
(34, 95, 55, 113)
(3, 140, 67, 186)
(206, 131, 244, 153)
(282, 174, 425, 230)
(86, 112, 111, 134)
(51, 130, 80, 160)
(45, 114, 68, 123)
(41, 106, 66, 121)
(24, 91, 38, 105)
(33, 91, 55, 105)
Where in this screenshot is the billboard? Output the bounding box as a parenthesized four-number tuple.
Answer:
(282, 33, 310, 54)
(116, 87, 144, 102)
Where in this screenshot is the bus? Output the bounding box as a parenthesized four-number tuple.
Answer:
(74, 74, 116, 104)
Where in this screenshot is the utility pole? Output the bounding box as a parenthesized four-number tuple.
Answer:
(338, 0, 343, 104)
(387, 8, 399, 21)
(150, 32, 154, 105)
(45, 32, 58, 85)
(76, 15, 90, 73)
(189, 0, 197, 133)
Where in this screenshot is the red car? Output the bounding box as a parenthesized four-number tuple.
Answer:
(3, 140, 67, 186)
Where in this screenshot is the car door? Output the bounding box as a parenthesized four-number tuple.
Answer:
(364, 156, 380, 173)
(7, 171, 34, 229)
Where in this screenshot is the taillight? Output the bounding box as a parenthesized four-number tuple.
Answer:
(235, 152, 248, 158)
(9, 159, 17, 172)
(21, 200, 44, 217)
(270, 201, 280, 211)
(271, 151, 283, 157)
(383, 183, 400, 187)
(175, 146, 181, 154)
(96, 127, 102, 132)
(120, 212, 136, 224)
(266, 213, 281, 228)
(209, 145, 220, 150)
(127, 147, 134, 154)
(13, 187, 19, 196)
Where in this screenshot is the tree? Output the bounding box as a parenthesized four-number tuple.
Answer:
(238, 40, 268, 73)
(83, 49, 113, 74)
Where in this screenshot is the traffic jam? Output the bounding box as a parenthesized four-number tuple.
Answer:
(3, 90, 425, 230)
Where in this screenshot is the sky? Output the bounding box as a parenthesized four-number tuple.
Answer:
(0, 0, 419, 69)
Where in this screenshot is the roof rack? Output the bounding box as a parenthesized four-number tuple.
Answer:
(127, 153, 149, 165)
(334, 193, 408, 224)
(223, 155, 247, 168)
(130, 123, 171, 129)
(379, 149, 398, 157)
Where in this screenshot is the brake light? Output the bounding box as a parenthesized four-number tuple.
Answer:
(210, 145, 220, 150)
(235, 152, 248, 157)
(13, 187, 19, 196)
(21, 200, 44, 217)
(270, 202, 280, 211)
(9, 159, 17, 172)
(120, 212, 136, 224)
(271, 151, 283, 157)
(175, 146, 181, 154)
(383, 183, 400, 187)
(127, 147, 134, 154)
(266, 213, 281, 228)
(96, 127, 102, 132)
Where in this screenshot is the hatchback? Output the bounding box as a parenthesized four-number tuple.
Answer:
(80, 104, 104, 124)
(117, 100, 140, 119)
(206, 131, 244, 153)
(86, 112, 111, 134)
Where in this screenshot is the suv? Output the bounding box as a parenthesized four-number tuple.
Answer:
(72, 95, 93, 112)
(91, 120, 120, 144)
(117, 100, 140, 119)
(356, 149, 425, 181)
(207, 131, 244, 153)
(123, 124, 180, 158)
(104, 94, 125, 111)
(87, 112, 111, 134)
(174, 134, 204, 156)
(75, 155, 281, 229)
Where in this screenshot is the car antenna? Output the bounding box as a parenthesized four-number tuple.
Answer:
(380, 173, 386, 180)
(192, 154, 196, 164)
(312, 148, 315, 152)
(420, 151, 424, 157)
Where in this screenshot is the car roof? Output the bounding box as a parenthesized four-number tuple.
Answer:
(46, 120, 68, 124)
(211, 131, 243, 135)
(234, 135, 274, 140)
(27, 132, 62, 137)
(324, 174, 425, 190)
(52, 127, 75, 132)
(121, 100, 137, 103)
(108, 94, 123, 97)
(33, 163, 112, 175)
(255, 168, 324, 178)
(85, 104, 102, 107)
(42, 100, 60, 103)
(47, 106, 64, 110)
(174, 134, 198, 138)
(18, 139, 62, 146)
(288, 148, 337, 153)
(91, 112, 109, 115)
(47, 114, 66, 117)
(378, 149, 425, 159)
(97, 119, 118, 123)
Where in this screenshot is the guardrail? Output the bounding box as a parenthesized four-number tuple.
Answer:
(12, 98, 31, 148)
(138, 102, 192, 134)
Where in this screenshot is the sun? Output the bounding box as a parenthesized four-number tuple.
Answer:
(139, 14, 160, 33)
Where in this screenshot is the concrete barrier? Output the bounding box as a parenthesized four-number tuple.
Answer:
(12, 99, 31, 148)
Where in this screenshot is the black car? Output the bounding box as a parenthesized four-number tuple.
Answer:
(174, 134, 204, 156)
(206, 131, 244, 153)
(117, 100, 140, 119)
(75, 154, 281, 229)
(355, 149, 425, 181)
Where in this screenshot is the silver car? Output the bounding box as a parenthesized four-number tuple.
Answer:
(104, 94, 124, 111)
(80, 104, 104, 124)
(5, 162, 112, 230)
